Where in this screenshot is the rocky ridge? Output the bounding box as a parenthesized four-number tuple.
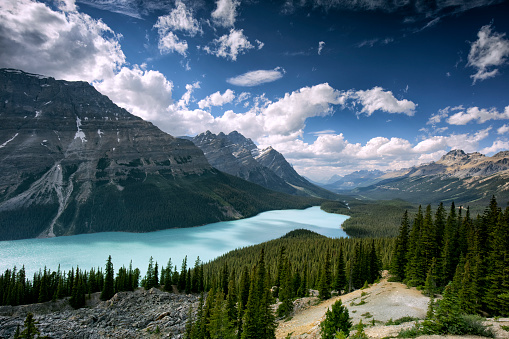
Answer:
(0, 288, 197, 338)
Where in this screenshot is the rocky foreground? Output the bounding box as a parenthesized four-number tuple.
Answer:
(0, 288, 197, 338)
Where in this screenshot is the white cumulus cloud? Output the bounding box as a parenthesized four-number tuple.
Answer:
(198, 89, 235, 109)
(352, 87, 417, 116)
(468, 23, 509, 84)
(94, 66, 173, 121)
(227, 68, 285, 86)
(0, 0, 125, 82)
(203, 29, 254, 61)
(154, 1, 202, 37)
(447, 105, 509, 125)
(497, 124, 509, 134)
(211, 0, 239, 27)
(157, 31, 188, 56)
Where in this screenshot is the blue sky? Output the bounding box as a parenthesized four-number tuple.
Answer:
(1, 0, 509, 181)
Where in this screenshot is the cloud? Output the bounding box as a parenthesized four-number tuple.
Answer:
(153, 1, 202, 37)
(352, 87, 416, 116)
(447, 105, 509, 125)
(255, 39, 264, 50)
(94, 66, 173, 121)
(203, 29, 254, 61)
(198, 89, 235, 109)
(318, 41, 325, 55)
(227, 68, 285, 86)
(76, 0, 177, 19)
(157, 31, 189, 56)
(497, 124, 509, 134)
(211, 0, 239, 27)
(481, 139, 509, 154)
(0, 0, 125, 82)
(427, 106, 463, 126)
(356, 37, 394, 48)
(468, 23, 509, 84)
(273, 127, 492, 180)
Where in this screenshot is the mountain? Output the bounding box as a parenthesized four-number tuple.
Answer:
(322, 170, 386, 191)
(0, 69, 318, 240)
(350, 149, 509, 206)
(189, 131, 339, 199)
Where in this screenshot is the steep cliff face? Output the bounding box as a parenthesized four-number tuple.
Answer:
(0, 69, 316, 240)
(191, 131, 339, 199)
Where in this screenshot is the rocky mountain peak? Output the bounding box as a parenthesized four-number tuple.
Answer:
(439, 149, 468, 163)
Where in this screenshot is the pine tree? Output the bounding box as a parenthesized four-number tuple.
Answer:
(391, 211, 409, 280)
(440, 202, 460, 285)
(277, 254, 293, 318)
(421, 205, 436, 276)
(209, 290, 236, 339)
(318, 250, 332, 300)
(334, 247, 347, 294)
(226, 271, 238, 328)
(297, 265, 308, 298)
(424, 257, 438, 297)
(20, 312, 40, 339)
(178, 256, 188, 292)
(164, 258, 173, 292)
(100, 255, 115, 301)
(319, 299, 352, 339)
(406, 206, 425, 286)
(368, 240, 381, 284)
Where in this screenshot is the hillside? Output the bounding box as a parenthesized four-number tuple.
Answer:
(0, 69, 319, 240)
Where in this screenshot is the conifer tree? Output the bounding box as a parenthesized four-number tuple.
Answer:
(368, 240, 381, 284)
(19, 312, 40, 339)
(164, 259, 173, 292)
(318, 250, 332, 300)
(277, 254, 293, 318)
(226, 271, 238, 327)
(319, 299, 352, 339)
(424, 257, 438, 297)
(391, 211, 409, 280)
(421, 205, 436, 275)
(334, 247, 347, 294)
(209, 290, 235, 339)
(297, 266, 308, 298)
(178, 256, 188, 292)
(100, 255, 115, 301)
(406, 206, 425, 286)
(440, 202, 460, 285)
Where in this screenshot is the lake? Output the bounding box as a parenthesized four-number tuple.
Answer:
(0, 206, 349, 277)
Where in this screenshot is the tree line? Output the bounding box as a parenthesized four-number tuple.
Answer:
(390, 196, 509, 316)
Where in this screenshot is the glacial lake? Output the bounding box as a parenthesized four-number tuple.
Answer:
(0, 206, 349, 277)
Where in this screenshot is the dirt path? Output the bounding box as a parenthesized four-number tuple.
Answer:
(276, 276, 429, 338)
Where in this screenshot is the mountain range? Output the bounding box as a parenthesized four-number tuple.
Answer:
(0, 69, 321, 240)
(186, 131, 338, 200)
(328, 149, 509, 206)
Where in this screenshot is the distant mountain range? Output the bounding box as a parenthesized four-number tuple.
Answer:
(322, 170, 386, 191)
(186, 131, 339, 200)
(0, 69, 320, 240)
(324, 149, 509, 206)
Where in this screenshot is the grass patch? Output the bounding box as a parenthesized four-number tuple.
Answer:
(361, 312, 373, 318)
(501, 325, 509, 331)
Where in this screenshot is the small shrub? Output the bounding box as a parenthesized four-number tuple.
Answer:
(361, 312, 373, 318)
(361, 291, 368, 297)
(501, 325, 509, 331)
(386, 316, 419, 325)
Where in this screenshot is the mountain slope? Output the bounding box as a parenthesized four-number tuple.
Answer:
(0, 69, 319, 240)
(350, 149, 509, 206)
(321, 170, 385, 191)
(190, 131, 339, 200)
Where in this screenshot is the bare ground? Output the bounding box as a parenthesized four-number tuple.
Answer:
(275, 275, 509, 339)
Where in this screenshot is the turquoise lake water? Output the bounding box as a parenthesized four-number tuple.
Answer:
(0, 206, 349, 277)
